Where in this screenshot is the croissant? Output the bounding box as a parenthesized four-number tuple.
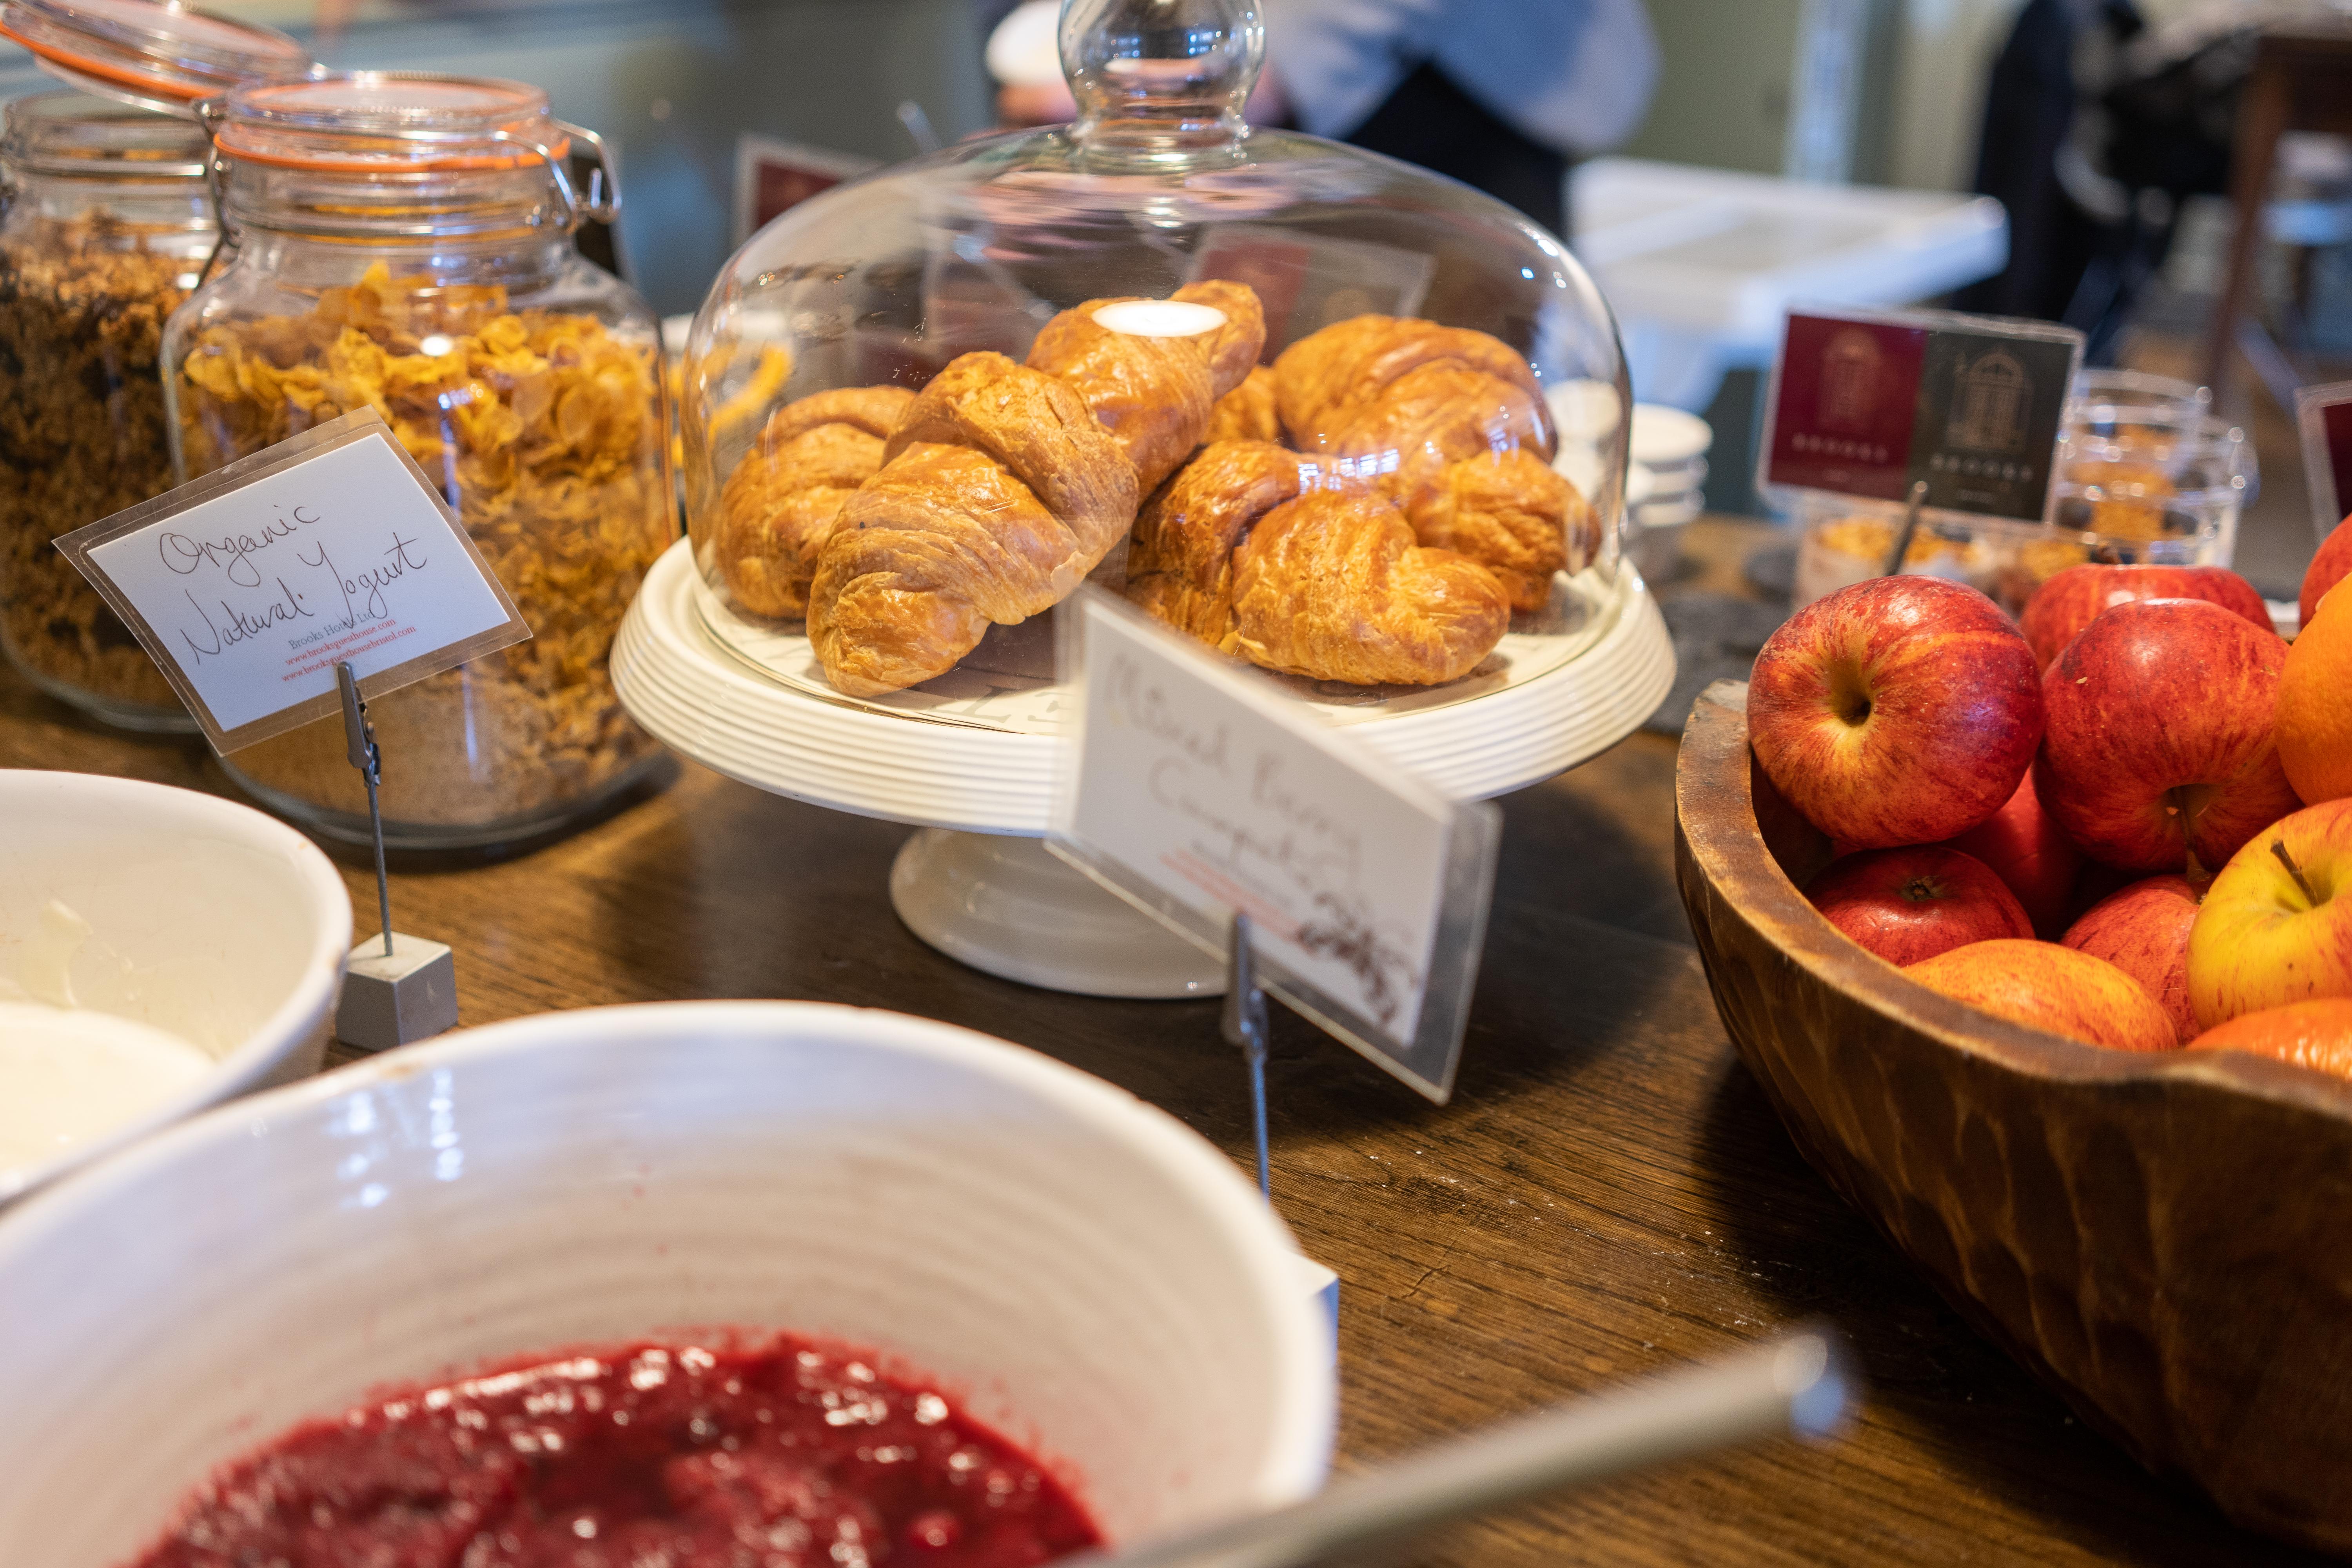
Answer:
(1127, 439, 1308, 645)
(715, 386, 915, 617)
(1274, 316, 1589, 612)
(808, 352, 1137, 697)
(1025, 279, 1266, 494)
(1273, 316, 1541, 444)
(806, 284, 1270, 696)
(1359, 421, 1589, 608)
(1204, 365, 1282, 446)
(1228, 490, 1508, 686)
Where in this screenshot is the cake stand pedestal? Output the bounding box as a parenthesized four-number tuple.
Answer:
(613, 540, 1675, 998)
(890, 830, 1226, 997)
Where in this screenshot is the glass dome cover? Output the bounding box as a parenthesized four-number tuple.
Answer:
(683, 0, 1631, 711)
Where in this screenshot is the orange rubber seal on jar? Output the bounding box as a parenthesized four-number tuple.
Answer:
(212, 75, 570, 175)
(209, 132, 574, 174)
(0, 16, 212, 101)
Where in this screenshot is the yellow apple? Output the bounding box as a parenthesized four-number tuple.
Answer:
(2186, 798, 2352, 1029)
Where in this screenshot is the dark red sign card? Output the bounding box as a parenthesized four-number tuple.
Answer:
(1764, 315, 1926, 502)
(2298, 381, 2352, 537)
(1762, 308, 2085, 523)
(731, 134, 876, 246)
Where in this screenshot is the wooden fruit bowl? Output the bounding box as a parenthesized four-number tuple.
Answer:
(1673, 678, 2352, 1554)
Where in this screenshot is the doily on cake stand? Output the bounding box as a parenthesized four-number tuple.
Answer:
(612, 540, 1676, 998)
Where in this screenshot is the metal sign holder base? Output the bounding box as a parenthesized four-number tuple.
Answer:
(330, 661, 459, 1053)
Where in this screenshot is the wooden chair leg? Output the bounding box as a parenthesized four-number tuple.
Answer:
(2203, 56, 2290, 397)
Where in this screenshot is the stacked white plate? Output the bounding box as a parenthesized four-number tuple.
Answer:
(1629, 405, 1713, 528)
(613, 541, 1675, 835)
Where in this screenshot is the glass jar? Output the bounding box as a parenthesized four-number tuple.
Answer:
(681, 0, 1632, 711)
(2037, 406, 2257, 586)
(0, 92, 216, 731)
(162, 74, 671, 848)
(1789, 409, 2256, 614)
(2068, 366, 2209, 434)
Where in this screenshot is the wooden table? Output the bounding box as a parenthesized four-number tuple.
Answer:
(0, 522, 2315, 1566)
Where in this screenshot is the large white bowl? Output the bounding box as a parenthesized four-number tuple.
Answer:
(0, 769, 351, 1202)
(0, 1001, 1336, 1563)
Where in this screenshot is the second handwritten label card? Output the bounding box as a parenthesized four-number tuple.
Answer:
(1053, 590, 1498, 1101)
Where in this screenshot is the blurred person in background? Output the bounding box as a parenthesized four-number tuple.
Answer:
(983, 0, 1659, 238)
(1958, 0, 2352, 362)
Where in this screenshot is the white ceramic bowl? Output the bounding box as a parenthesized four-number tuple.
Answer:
(0, 1000, 1336, 1563)
(0, 770, 350, 1203)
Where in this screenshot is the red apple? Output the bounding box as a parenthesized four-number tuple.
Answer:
(2036, 597, 2301, 874)
(2303, 513, 2352, 630)
(2020, 562, 2271, 671)
(2060, 875, 2201, 1044)
(1749, 576, 2043, 849)
(2187, 797, 2352, 1028)
(1806, 846, 2033, 965)
(1941, 773, 2083, 936)
(2061, 860, 2137, 930)
(1905, 938, 2180, 1052)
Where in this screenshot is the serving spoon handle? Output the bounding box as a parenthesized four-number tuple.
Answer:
(1067, 1331, 1848, 1568)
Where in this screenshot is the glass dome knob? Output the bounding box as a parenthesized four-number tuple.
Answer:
(1059, 0, 1264, 165)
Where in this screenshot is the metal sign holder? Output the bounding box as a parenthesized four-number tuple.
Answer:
(331, 661, 459, 1052)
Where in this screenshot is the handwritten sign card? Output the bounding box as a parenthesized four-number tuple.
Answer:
(1051, 590, 1499, 1103)
(2298, 380, 2352, 538)
(56, 408, 529, 752)
(1761, 307, 2083, 522)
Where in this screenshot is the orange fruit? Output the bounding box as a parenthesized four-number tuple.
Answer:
(2189, 997, 2352, 1081)
(2278, 585, 2352, 803)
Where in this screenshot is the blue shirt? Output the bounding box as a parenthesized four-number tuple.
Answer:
(1265, 0, 1660, 155)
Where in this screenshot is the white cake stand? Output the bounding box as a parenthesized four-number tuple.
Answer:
(613, 540, 1675, 997)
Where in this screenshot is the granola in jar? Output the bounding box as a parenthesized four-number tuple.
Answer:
(0, 95, 215, 729)
(160, 71, 670, 848)
(173, 261, 671, 840)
